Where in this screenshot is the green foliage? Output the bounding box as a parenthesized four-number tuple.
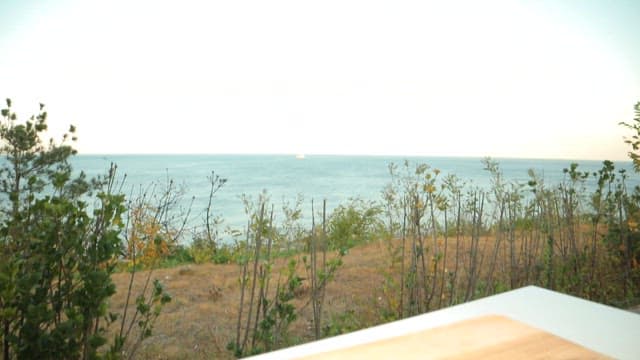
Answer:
(0, 99, 126, 359)
(135, 280, 171, 339)
(230, 195, 279, 357)
(322, 309, 361, 337)
(110, 183, 179, 359)
(212, 244, 236, 264)
(619, 101, 640, 171)
(230, 195, 347, 356)
(159, 245, 195, 268)
(327, 199, 384, 251)
(107, 277, 172, 360)
(253, 259, 302, 353)
(187, 238, 236, 265)
(381, 160, 449, 317)
(0, 99, 174, 360)
(276, 194, 305, 254)
(187, 171, 228, 265)
(189, 236, 216, 264)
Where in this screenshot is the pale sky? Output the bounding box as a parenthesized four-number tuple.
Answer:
(0, 0, 638, 160)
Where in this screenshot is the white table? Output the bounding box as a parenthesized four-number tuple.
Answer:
(246, 286, 640, 359)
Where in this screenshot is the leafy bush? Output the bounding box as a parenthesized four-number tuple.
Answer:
(212, 244, 235, 264)
(0, 99, 125, 359)
(322, 309, 362, 337)
(160, 244, 194, 268)
(0, 99, 172, 359)
(189, 236, 216, 264)
(327, 198, 384, 251)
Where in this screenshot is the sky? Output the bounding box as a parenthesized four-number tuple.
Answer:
(0, 0, 638, 160)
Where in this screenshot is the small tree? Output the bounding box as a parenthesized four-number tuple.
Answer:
(0, 99, 167, 359)
(620, 101, 640, 171)
(617, 100, 640, 303)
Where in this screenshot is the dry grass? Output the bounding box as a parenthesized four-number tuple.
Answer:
(107, 230, 626, 359)
(110, 263, 240, 359)
(108, 242, 390, 359)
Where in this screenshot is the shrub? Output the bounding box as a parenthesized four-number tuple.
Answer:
(0, 99, 125, 359)
(327, 198, 384, 251)
(189, 236, 216, 264)
(0, 99, 172, 360)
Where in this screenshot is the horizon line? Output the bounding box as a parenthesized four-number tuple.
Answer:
(74, 152, 633, 163)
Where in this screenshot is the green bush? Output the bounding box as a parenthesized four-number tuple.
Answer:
(212, 244, 235, 264)
(189, 237, 216, 264)
(160, 244, 195, 268)
(327, 199, 384, 250)
(322, 309, 362, 337)
(0, 99, 125, 359)
(0, 99, 171, 359)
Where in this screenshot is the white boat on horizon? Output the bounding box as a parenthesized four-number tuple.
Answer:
(295, 154, 305, 160)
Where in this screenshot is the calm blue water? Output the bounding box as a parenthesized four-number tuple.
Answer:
(71, 155, 638, 239)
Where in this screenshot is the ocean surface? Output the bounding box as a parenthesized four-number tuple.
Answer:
(71, 155, 638, 240)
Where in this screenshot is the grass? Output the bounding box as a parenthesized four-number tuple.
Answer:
(108, 228, 635, 359)
(108, 239, 393, 359)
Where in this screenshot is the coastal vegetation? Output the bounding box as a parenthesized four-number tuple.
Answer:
(1, 99, 639, 358)
(0, 99, 171, 359)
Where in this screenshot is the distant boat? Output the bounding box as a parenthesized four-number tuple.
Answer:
(295, 154, 305, 160)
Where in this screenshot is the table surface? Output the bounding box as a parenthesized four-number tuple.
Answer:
(300, 315, 609, 360)
(246, 286, 640, 360)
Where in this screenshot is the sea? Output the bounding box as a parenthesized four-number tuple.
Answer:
(71, 155, 638, 241)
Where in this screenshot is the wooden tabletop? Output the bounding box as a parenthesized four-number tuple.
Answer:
(300, 315, 609, 359)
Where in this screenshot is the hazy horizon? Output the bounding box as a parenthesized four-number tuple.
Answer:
(71, 152, 636, 163)
(1, 0, 639, 161)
